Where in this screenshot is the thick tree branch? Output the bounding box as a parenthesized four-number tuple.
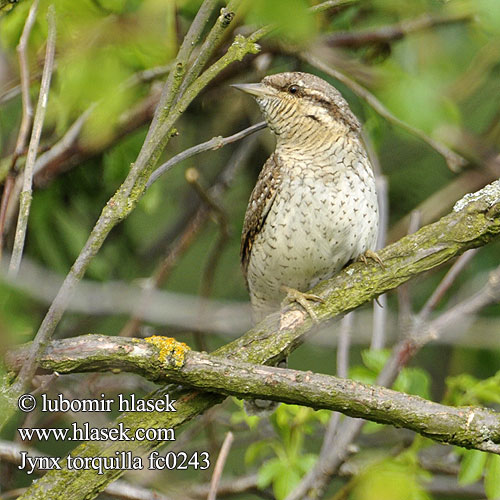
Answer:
(9, 334, 500, 453)
(10, 179, 500, 499)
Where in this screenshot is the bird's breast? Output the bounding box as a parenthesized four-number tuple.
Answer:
(246, 149, 378, 316)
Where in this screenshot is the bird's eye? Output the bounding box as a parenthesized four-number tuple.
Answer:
(288, 85, 300, 95)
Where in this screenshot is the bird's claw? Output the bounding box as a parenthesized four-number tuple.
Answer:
(280, 285, 324, 323)
(359, 249, 384, 268)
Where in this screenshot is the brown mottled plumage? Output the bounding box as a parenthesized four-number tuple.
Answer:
(235, 71, 379, 323)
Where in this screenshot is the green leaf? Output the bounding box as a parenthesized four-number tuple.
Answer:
(257, 458, 283, 489)
(297, 453, 317, 474)
(244, 0, 315, 42)
(229, 398, 260, 430)
(458, 449, 487, 485)
(351, 459, 430, 500)
(350, 365, 377, 385)
(245, 441, 271, 466)
(361, 349, 390, 373)
(273, 465, 302, 500)
(485, 455, 500, 500)
(394, 367, 431, 399)
(475, 0, 500, 33)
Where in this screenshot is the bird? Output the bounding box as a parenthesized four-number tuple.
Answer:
(233, 72, 379, 324)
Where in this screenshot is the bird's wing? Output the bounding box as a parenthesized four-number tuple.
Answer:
(241, 153, 281, 282)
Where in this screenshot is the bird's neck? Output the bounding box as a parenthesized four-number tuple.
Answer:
(275, 129, 359, 159)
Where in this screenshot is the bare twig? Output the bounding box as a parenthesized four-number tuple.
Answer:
(0, 175, 14, 261)
(186, 166, 231, 350)
(389, 158, 500, 242)
(2, 107, 94, 241)
(1, 254, 251, 335)
(187, 474, 259, 498)
(303, 52, 467, 172)
(119, 135, 258, 337)
(12, 0, 39, 166)
(185, 166, 230, 355)
(310, 0, 358, 13)
(371, 151, 389, 349)
(146, 121, 266, 188)
(323, 312, 353, 450)
(418, 249, 478, 323)
(123, 63, 172, 89)
(178, 0, 240, 97)
(0, 81, 22, 105)
(8, 5, 56, 278)
(425, 264, 500, 343)
(207, 431, 235, 500)
(325, 13, 472, 48)
(337, 313, 352, 379)
(0, 0, 39, 259)
(396, 209, 421, 330)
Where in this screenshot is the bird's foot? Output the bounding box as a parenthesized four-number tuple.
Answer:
(280, 285, 324, 323)
(358, 249, 384, 268)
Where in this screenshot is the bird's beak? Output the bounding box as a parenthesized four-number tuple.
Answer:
(231, 82, 272, 98)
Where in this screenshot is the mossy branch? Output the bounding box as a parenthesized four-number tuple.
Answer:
(8, 334, 500, 453)
(14, 180, 500, 500)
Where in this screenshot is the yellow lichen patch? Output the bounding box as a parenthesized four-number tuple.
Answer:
(145, 336, 190, 368)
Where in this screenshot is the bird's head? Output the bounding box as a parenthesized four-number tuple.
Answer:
(232, 72, 361, 145)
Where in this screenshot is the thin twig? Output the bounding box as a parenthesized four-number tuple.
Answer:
(185, 168, 230, 232)
(178, 0, 241, 97)
(337, 313, 352, 379)
(123, 63, 172, 89)
(310, 0, 358, 13)
(12, 0, 39, 167)
(389, 155, 500, 242)
(187, 474, 259, 498)
(323, 312, 353, 450)
(325, 13, 472, 47)
(146, 0, 219, 135)
(146, 121, 266, 188)
(303, 52, 467, 172)
(417, 249, 478, 323)
(185, 166, 230, 354)
(0, 175, 14, 261)
(207, 431, 235, 500)
(0, 0, 39, 259)
(119, 212, 208, 337)
(8, 5, 56, 278)
(425, 264, 500, 342)
(119, 136, 257, 337)
(186, 167, 231, 299)
(396, 209, 421, 331)
(367, 133, 388, 350)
